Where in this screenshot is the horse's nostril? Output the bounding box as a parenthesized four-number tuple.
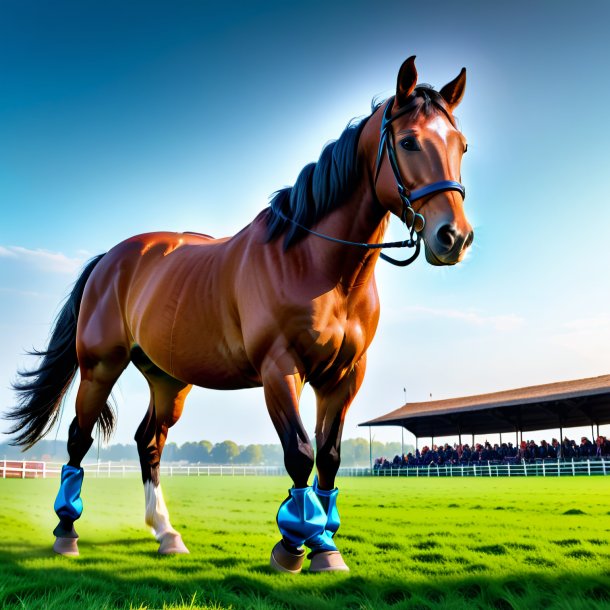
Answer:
(436, 224, 456, 250)
(464, 230, 474, 249)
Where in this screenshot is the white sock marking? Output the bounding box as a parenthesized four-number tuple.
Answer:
(144, 481, 178, 539)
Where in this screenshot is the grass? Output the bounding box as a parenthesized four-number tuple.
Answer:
(1, 475, 609, 609)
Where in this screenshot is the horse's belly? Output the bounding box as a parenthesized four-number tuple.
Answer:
(177, 366, 261, 390)
(167, 320, 261, 390)
(171, 343, 261, 390)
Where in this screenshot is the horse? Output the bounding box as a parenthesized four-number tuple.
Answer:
(7, 56, 473, 573)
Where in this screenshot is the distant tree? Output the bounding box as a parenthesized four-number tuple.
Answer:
(369, 440, 414, 462)
(384, 442, 403, 456)
(0, 439, 68, 461)
(176, 442, 194, 462)
(178, 440, 213, 463)
(371, 440, 386, 459)
(100, 443, 137, 461)
(210, 440, 240, 464)
(163, 442, 179, 462)
(198, 440, 213, 461)
(340, 438, 371, 466)
(352, 438, 372, 464)
(235, 444, 264, 464)
(260, 443, 284, 466)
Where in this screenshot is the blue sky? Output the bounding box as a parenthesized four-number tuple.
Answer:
(1, 1, 609, 449)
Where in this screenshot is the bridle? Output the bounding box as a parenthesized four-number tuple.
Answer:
(273, 96, 466, 266)
(375, 97, 466, 265)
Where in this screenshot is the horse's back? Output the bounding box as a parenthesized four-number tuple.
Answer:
(77, 231, 238, 378)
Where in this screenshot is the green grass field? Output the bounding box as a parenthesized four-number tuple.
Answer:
(1, 475, 609, 609)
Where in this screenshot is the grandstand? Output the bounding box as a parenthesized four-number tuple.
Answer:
(360, 374, 610, 447)
(360, 375, 610, 476)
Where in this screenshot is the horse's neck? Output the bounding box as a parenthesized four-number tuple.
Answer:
(307, 185, 390, 288)
(307, 108, 392, 288)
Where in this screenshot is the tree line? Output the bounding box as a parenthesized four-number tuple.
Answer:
(0, 438, 413, 467)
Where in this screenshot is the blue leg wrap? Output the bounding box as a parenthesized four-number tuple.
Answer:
(54, 465, 84, 526)
(307, 475, 340, 553)
(313, 475, 340, 536)
(276, 486, 336, 551)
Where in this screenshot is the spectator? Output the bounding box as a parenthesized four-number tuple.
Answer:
(538, 440, 549, 459)
(580, 436, 595, 458)
(551, 438, 561, 458)
(596, 436, 610, 457)
(375, 434, 606, 469)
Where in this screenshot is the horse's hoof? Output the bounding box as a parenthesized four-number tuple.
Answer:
(158, 531, 189, 554)
(53, 537, 79, 557)
(270, 540, 305, 574)
(309, 550, 349, 573)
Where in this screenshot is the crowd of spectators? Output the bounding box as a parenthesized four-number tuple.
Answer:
(374, 435, 610, 469)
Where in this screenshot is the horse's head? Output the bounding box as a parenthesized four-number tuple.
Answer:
(372, 56, 473, 266)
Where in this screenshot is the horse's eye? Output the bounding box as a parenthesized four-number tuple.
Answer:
(400, 136, 420, 151)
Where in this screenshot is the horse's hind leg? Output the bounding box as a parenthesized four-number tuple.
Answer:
(53, 350, 129, 556)
(133, 347, 192, 554)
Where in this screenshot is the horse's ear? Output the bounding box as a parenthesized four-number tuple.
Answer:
(439, 67, 466, 110)
(393, 56, 418, 110)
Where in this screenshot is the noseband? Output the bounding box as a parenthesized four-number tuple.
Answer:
(273, 97, 466, 267)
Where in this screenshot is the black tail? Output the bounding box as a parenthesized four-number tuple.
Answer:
(6, 254, 113, 449)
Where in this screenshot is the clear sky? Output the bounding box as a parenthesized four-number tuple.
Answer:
(1, 0, 609, 451)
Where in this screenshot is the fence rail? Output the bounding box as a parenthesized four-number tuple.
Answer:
(0, 461, 287, 479)
(1, 458, 608, 479)
(371, 459, 608, 477)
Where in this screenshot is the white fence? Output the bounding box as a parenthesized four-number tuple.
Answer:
(1, 458, 608, 479)
(371, 459, 609, 477)
(0, 460, 287, 479)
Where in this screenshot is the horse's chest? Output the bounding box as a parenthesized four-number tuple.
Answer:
(306, 316, 366, 370)
(298, 289, 377, 370)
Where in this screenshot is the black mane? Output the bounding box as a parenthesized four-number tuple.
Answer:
(265, 86, 448, 249)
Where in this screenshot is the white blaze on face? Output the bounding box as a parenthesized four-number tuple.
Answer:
(144, 481, 177, 539)
(427, 115, 452, 144)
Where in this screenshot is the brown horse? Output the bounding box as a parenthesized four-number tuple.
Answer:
(8, 56, 472, 572)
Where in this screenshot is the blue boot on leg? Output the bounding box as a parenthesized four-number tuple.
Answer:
(53, 417, 93, 556)
(52, 464, 85, 556)
(312, 475, 341, 538)
(271, 486, 327, 573)
(309, 475, 349, 572)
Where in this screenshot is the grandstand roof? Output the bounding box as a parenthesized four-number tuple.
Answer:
(359, 374, 610, 438)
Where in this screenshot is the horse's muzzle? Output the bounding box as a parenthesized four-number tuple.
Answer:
(424, 224, 474, 266)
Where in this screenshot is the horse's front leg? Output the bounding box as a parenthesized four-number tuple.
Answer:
(309, 355, 367, 572)
(262, 355, 322, 574)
